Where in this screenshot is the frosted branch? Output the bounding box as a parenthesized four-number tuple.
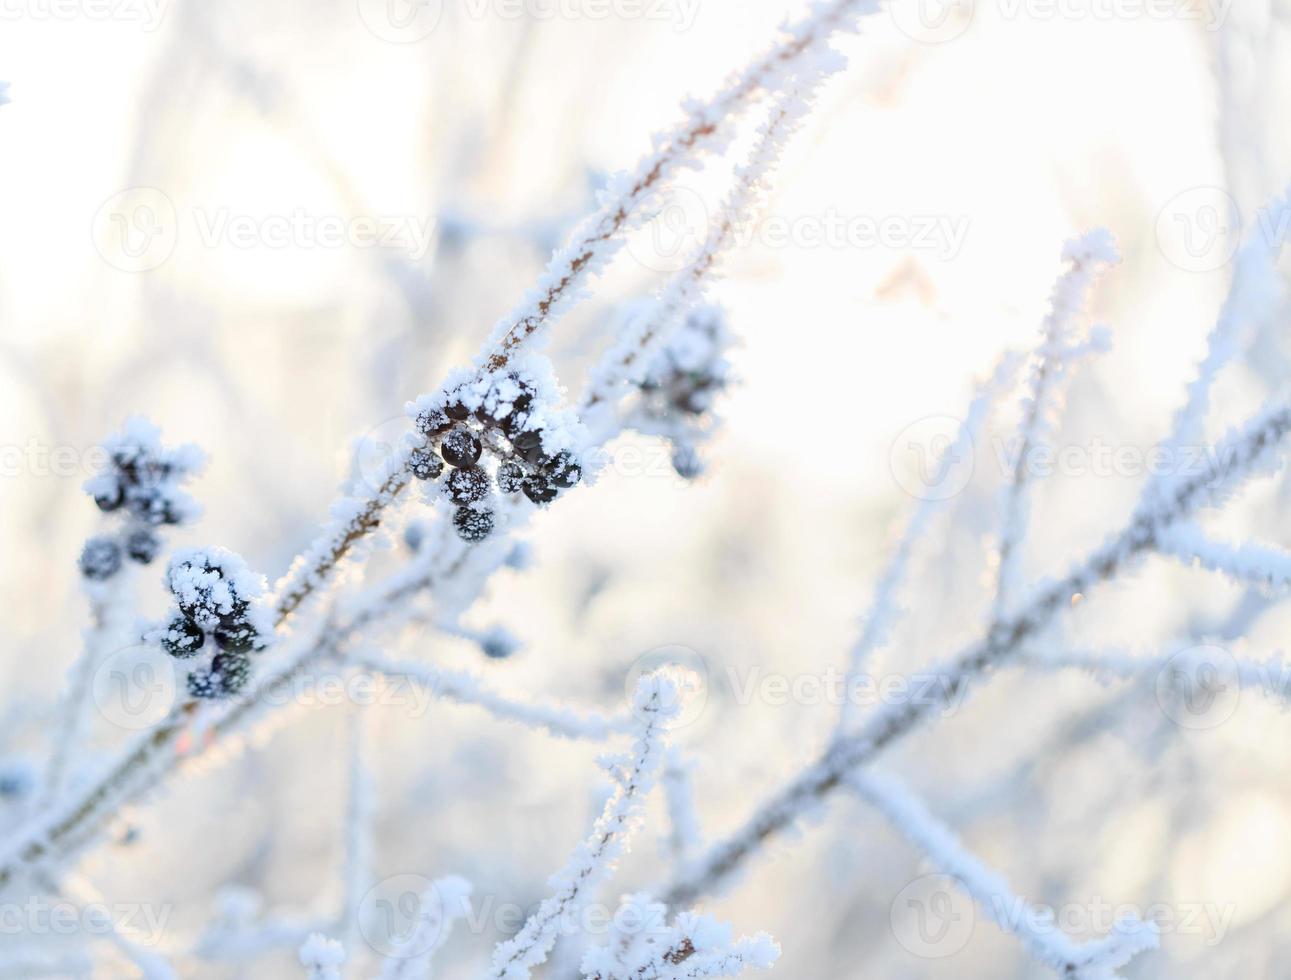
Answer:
(662, 398, 1291, 907)
(993, 231, 1118, 618)
(356, 652, 633, 741)
(1156, 522, 1291, 591)
(852, 772, 1157, 979)
(487, 671, 686, 979)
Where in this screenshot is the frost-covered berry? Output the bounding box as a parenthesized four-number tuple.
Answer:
(409, 447, 444, 481)
(168, 549, 262, 630)
(444, 395, 471, 421)
(672, 445, 704, 480)
(545, 451, 582, 489)
(132, 489, 181, 526)
(125, 528, 161, 565)
(480, 628, 517, 659)
(160, 616, 204, 658)
(501, 409, 532, 437)
(94, 482, 124, 513)
(404, 521, 426, 552)
(522, 473, 558, 505)
(511, 428, 545, 464)
(441, 427, 482, 468)
(187, 668, 220, 699)
(415, 408, 452, 438)
(447, 466, 491, 505)
(479, 372, 536, 426)
(214, 621, 258, 654)
(453, 506, 495, 542)
(497, 462, 526, 495)
(212, 651, 252, 695)
(79, 537, 122, 581)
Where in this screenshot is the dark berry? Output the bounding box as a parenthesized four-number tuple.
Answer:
(501, 409, 532, 437)
(404, 522, 426, 552)
(212, 651, 252, 695)
(409, 447, 444, 481)
(481, 633, 516, 659)
(672, 445, 703, 480)
(79, 537, 122, 581)
(94, 482, 124, 513)
(125, 528, 161, 564)
(440, 427, 482, 468)
(187, 668, 221, 699)
(444, 396, 471, 421)
(132, 490, 181, 526)
(218, 599, 250, 629)
(415, 408, 452, 437)
(497, 462, 526, 495)
(481, 373, 535, 426)
(447, 466, 490, 505)
(160, 616, 204, 658)
(522, 473, 558, 505)
(169, 557, 242, 628)
(214, 622, 258, 654)
(544, 451, 582, 489)
(511, 428, 545, 465)
(453, 506, 495, 542)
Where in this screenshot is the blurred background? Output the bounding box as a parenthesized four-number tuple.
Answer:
(3, 0, 1291, 976)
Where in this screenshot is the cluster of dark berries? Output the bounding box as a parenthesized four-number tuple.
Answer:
(77, 420, 201, 583)
(632, 305, 733, 480)
(409, 371, 583, 543)
(157, 549, 266, 700)
(77, 528, 163, 582)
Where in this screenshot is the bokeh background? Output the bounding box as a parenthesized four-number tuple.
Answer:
(3, 0, 1291, 976)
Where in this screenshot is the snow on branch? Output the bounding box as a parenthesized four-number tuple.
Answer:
(581, 894, 779, 980)
(1142, 186, 1291, 511)
(852, 772, 1158, 979)
(1155, 522, 1291, 591)
(1035, 645, 1291, 705)
(356, 652, 633, 741)
(993, 231, 1119, 618)
(487, 670, 688, 980)
(583, 80, 836, 416)
(836, 350, 1023, 734)
(662, 397, 1291, 908)
(481, 0, 882, 374)
(378, 876, 473, 979)
(299, 933, 346, 980)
